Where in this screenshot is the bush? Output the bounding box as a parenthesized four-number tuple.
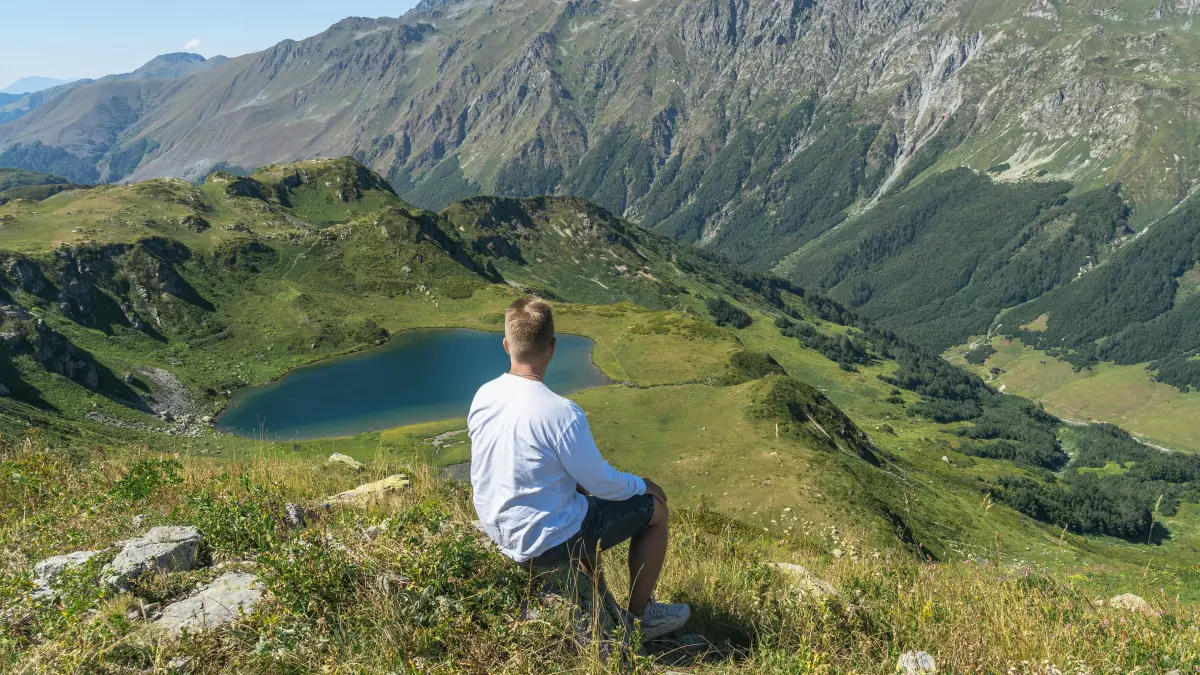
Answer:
(964, 343, 996, 365)
(109, 459, 182, 502)
(186, 483, 283, 557)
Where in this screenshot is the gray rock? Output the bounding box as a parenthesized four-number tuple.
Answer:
(766, 562, 839, 598)
(327, 453, 365, 471)
(124, 602, 159, 621)
(284, 503, 306, 528)
(155, 572, 263, 635)
(104, 526, 202, 592)
(131, 514, 147, 528)
(0, 383, 10, 397)
(1108, 593, 1156, 615)
(32, 550, 102, 597)
(897, 650, 937, 674)
(324, 474, 410, 507)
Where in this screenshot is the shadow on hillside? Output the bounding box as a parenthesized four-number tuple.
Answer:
(1145, 521, 1171, 546)
(68, 344, 152, 413)
(139, 238, 216, 312)
(646, 595, 758, 667)
(0, 360, 56, 412)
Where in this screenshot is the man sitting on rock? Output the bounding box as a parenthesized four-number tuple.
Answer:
(468, 296, 689, 641)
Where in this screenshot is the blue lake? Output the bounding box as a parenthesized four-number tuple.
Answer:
(215, 328, 610, 440)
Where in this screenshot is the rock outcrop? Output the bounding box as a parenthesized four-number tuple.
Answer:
(104, 526, 202, 592)
(1106, 593, 1157, 616)
(327, 453, 365, 471)
(766, 562, 839, 599)
(324, 475, 411, 507)
(31, 550, 102, 598)
(155, 572, 264, 635)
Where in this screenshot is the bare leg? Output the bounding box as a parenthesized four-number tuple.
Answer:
(627, 498, 668, 616)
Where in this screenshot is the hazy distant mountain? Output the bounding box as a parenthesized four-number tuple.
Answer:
(0, 76, 74, 95)
(101, 52, 228, 82)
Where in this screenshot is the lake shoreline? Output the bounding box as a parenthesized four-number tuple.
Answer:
(214, 328, 611, 441)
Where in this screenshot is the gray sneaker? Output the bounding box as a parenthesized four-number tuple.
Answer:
(629, 599, 690, 641)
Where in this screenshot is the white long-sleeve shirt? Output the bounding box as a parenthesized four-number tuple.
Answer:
(467, 373, 646, 562)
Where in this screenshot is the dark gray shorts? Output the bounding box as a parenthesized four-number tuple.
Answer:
(529, 494, 655, 568)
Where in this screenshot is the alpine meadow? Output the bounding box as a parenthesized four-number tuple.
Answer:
(2, 1, 1200, 673)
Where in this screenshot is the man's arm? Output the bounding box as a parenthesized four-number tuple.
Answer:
(556, 408, 646, 500)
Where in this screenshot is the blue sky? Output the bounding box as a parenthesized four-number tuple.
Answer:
(0, 1, 420, 89)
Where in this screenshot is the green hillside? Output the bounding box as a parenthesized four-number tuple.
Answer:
(1, 158, 1194, 670)
(4, 0, 1200, 452)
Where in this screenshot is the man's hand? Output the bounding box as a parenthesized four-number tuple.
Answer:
(643, 478, 667, 505)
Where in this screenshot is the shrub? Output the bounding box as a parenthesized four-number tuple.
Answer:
(109, 459, 182, 502)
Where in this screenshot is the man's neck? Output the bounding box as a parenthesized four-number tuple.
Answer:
(509, 362, 547, 381)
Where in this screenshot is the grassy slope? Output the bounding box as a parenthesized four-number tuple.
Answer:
(1, 437, 1194, 673)
(0, 161, 1194, 670)
(948, 336, 1200, 453)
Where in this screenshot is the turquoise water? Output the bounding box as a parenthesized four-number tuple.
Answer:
(215, 328, 610, 440)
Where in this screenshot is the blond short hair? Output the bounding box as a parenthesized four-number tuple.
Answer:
(505, 297, 555, 360)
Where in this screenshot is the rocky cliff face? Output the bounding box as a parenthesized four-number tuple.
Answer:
(1, 1, 1194, 217)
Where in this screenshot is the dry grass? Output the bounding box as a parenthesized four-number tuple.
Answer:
(1, 432, 1194, 673)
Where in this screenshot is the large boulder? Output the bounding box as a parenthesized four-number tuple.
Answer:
(325, 474, 410, 507)
(155, 572, 264, 635)
(104, 526, 202, 592)
(32, 550, 102, 598)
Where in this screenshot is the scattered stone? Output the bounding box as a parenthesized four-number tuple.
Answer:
(766, 563, 839, 598)
(325, 474, 410, 507)
(132, 514, 147, 528)
(0, 383, 9, 397)
(284, 503, 307, 528)
(439, 462, 472, 483)
(897, 650, 937, 674)
(124, 602, 159, 621)
(32, 550, 102, 597)
(155, 572, 264, 635)
(364, 518, 392, 540)
(941, 455, 950, 464)
(166, 656, 191, 671)
(1107, 593, 1156, 615)
(104, 526, 202, 592)
(327, 453, 365, 471)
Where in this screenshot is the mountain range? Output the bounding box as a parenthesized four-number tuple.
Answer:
(2, 0, 1200, 446)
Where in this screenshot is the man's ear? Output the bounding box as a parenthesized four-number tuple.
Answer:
(502, 337, 511, 355)
(548, 336, 557, 356)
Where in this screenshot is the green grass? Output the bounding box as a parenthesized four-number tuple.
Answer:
(2, 433, 1195, 673)
(0, 159, 1195, 670)
(947, 336, 1200, 453)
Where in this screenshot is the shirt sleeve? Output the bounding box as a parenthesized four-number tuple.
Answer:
(554, 405, 646, 500)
